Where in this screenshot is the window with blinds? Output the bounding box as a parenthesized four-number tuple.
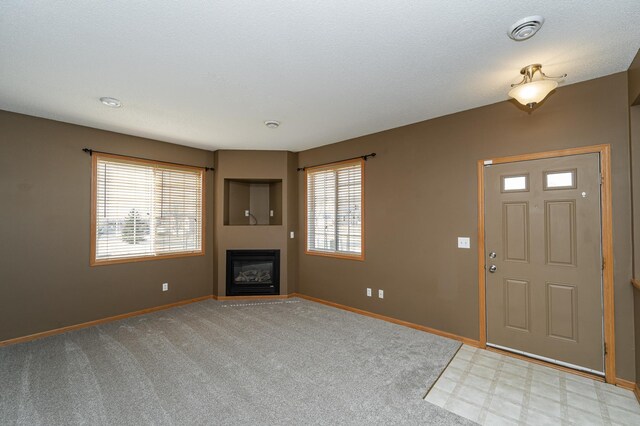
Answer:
(305, 159, 363, 260)
(91, 154, 204, 265)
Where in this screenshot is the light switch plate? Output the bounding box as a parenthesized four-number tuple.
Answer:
(290, 231, 295, 239)
(458, 237, 471, 249)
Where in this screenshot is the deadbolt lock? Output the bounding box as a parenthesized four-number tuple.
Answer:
(489, 252, 497, 259)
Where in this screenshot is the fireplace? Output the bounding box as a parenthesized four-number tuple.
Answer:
(226, 250, 280, 296)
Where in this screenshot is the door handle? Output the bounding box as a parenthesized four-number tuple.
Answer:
(489, 264, 497, 273)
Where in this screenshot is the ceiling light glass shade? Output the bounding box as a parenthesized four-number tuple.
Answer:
(508, 79, 557, 107)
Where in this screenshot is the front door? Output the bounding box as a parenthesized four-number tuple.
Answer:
(484, 153, 604, 374)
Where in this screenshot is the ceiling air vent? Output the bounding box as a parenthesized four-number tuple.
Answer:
(508, 16, 545, 41)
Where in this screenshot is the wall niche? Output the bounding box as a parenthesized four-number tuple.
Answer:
(223, 179, 283, 226)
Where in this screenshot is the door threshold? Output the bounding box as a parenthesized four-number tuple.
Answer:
(486, 343, 605, 381)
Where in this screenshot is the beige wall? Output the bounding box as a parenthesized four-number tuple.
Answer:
(629, 49, 640, 106)
(287, 152, 299, 294)
(226, 180, 251, 225)
(297, 72, 636, 381)
(213, 151, 220, 297)
(269, 181, 283, 225)
(0, 110, 215, 341)
(628, 49, 640, 387)
(214, 150, 297, 296)
(249, 183, 271, 224)
(632, 105, 640, 386)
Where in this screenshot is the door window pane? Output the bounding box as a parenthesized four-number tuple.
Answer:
(501, 175, 529, 192)
(544, 170, 577, 190)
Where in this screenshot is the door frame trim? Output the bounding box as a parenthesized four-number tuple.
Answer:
(477, 144, 615, 383)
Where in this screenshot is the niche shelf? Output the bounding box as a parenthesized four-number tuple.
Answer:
(223, 179, 283, 226)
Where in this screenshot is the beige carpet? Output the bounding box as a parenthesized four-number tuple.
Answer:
(0, 298, 473, 425)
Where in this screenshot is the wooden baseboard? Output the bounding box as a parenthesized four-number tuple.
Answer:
(615, 379, 640, 405)
(615, 377, 637, 391)
(213, 294, 296, 301)
(293, 293, 480, 347)
(0, 295, 213, 347)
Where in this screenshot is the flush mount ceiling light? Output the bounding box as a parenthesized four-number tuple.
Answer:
(99, 97, 122, 108)
(508, 16, 545, 41)
(264, 120, 280, 129)
(508, 64, 566, 109)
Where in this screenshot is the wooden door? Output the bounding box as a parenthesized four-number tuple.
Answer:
(484, 153, 604, 374)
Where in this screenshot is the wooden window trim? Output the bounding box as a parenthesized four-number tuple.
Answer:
(304, 158, 365, 261)
(90, 152, 206, 266)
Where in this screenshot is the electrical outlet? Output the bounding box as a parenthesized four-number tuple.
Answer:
(458, 237, 471, 249)
(366, 288, 372, 297)
(270, 210, 274, 217)
(244, 210, 250, 217)
(290, 231, 295, 239)
(378, 289, 384, 299)
(162, 283, 169, 292)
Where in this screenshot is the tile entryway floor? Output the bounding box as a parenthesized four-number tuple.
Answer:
(424, 344, 640, 425)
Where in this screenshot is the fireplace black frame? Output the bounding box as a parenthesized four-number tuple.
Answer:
(226, 249, 280, 296)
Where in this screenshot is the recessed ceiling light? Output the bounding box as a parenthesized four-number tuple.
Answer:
(264, 120, 280, 129)
(508, 16, 545, 41)
(100, 97, 122, 108)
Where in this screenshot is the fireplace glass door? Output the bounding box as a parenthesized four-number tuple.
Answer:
(226, 250, 280, 296)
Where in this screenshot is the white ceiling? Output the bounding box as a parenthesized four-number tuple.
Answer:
(1, 1, 639, 152)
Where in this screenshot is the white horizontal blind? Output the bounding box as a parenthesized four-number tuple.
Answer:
(336, 165, 362, 254)
(307, 169, 336, 253)
(307, 160, 362, 257)
(94, 156, 203, 262)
